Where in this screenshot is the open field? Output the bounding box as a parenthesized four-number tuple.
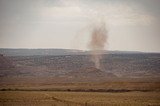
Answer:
(0, 49, 160, 105)
(0, 91, 160, 106)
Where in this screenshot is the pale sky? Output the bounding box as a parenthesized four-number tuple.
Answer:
(0, 0, 160, 52)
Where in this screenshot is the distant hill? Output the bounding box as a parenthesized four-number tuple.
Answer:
(0, 48, 83, 56)
(0, 48, 146, 56)
(0, 52, 159, 82)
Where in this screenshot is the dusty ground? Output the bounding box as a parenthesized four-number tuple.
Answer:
(0, 91, 160, 106)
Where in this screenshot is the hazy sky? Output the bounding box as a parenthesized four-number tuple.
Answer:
(0, 0, 160, 52)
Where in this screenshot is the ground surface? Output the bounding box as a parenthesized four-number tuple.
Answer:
(0, 50, 160, 106)
(0, 91, 160, 106)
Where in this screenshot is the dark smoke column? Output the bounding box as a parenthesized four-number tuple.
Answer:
(88, 21, 107, 69)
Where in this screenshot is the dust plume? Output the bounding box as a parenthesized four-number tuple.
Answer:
(88, 21, 107, 69)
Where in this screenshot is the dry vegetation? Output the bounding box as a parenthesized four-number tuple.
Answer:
(0, 91, 160, 106)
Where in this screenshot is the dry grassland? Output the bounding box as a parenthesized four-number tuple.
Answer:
(0, 91, 160, 106)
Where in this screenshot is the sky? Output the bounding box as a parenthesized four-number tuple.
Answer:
(0, 0, 160, 52)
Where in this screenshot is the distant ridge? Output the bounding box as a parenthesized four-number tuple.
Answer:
(0, 48, 157, 56)
(0, 48, 83, 56)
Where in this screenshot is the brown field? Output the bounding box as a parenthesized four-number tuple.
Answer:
(0, 91, 160, 106)
(0, 81, 160, 106)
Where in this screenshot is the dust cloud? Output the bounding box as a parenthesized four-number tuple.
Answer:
(88, 21, 108, 69)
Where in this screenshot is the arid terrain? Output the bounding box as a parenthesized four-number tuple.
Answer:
(1, 91, 160, 106)
(0, 49, 160, 106)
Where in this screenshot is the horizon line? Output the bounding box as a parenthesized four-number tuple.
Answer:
(0, 48, 160, 53)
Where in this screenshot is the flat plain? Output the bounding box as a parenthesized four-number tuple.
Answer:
(0, 91, 160, 106)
